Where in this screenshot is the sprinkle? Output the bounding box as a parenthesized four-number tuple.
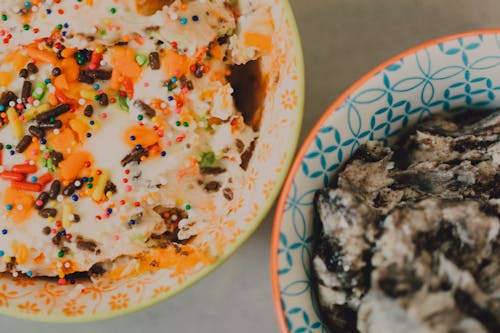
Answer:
(192, 15, 199, 22)
(137, 114, 143, 121)
(180, 17, 188, 25)
(106, 208, 113, 215)
(57, 278, 66, 285)
(109, 7, 117, 14)
(125, 185, 132, 192)
(1, 15, 7, 21)
(26, 271, 33, 277)
(71, 195, 79, 202)
(0, 251, 4, 256)
(5, 204, 13, 211)
(161, 151, 167, 157)
(185, 204, 191, 210)
(114, 234, 119, 241)
(130, 135, 136, 141)
(129, 220, 136, 225)
(57, 251, 64, 258)
(1, 229, 7, 235)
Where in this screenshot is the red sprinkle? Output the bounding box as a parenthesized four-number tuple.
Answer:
(122, 178, 128, 183)
(134, 202, 140, 207)
(119, 200, 126, 205)
(55, 220, 62, 227)
(96, 170, 102, 175)
(57, 278, 66, 285)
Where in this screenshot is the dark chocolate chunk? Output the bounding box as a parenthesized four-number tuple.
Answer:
(104, 181, 117, 194)
(78, 71, 95, 84)
(204, 181, 221, 192)
(52, 152, 63, 166)
(82, 69, 112, 80)
(200, 167, 227, 175)
(76, 239, 98, 253)
(240, 139, 256, 171)
(149, 52, 160, 70)
(0, 91, 18, 107)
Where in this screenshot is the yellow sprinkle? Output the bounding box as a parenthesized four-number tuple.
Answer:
(71, 140, 77, 146)
(62, 203, 73, 230)
(104, 19, 110, 25)
(95, 46, 103, 53)
(6, 108, 23, 139)
(47, 217, 54, 223)
(50, 201, 57, 208)
(177, 199, 183, 205)
(106, 191, 113, 198)
(40, 13, 46, 19)
(92, 170, 110, 202)
(15, 244, 29, 265)
(5, 257, 11, 263)
(80, 89, 96, 100)
(152, 116, 158, 123)
(58, 273, 65, 278)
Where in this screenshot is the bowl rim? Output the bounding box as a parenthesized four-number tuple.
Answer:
(270, 28, 500, 333)
(0, 0, 305, 323)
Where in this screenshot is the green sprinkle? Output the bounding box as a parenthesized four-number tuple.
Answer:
(56, 24, 63, 30)
(135, 54, 148, 67)
(183, 122, 189, 127)
(199, 152, 216, 168)
(32, 82, 47, 100)
(5, 144, 12, 150)
(110, 7, 117, 14)
(94, 95, 101, 101)
(118, 95, 129, 112)
(137, 115, 143, 121)
(185, 205, 191, 210)
(175, 121, 181, 126)
(57, 251, 64, 258)
(87, 183, 93, 189)
(167, 85, 173, 91)
(23, 24, 30, 31)
(1, 14, 7, 21)
(88, 177, 94, 182)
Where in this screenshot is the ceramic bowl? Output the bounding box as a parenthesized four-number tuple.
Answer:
(271, 30, 500, 332)
(0, 0, 304, 322)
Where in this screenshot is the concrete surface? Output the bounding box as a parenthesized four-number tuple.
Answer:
(1, 0, 499, 332)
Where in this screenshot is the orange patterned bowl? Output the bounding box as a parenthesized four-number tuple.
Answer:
(0, 0, 304, 322)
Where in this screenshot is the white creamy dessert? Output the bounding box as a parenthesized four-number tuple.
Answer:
(313, 110, 500, 333)
(0, 0, 273, 282)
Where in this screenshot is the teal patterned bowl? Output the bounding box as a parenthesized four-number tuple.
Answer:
(271, 30, 500, 333)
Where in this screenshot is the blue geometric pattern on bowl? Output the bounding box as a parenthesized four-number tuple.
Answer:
(275, 32, 500, 332)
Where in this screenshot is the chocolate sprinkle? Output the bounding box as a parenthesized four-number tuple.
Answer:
(38, 119, 63, 129)
(49, 180, 61, 200)
(28, 126, 45, 138)
(35, 103, 71, 123)
(0, 91, 18, 107)
(121, 147, 149, 167)
(82, 70, 112, 81)
(15, 135, 32, 153)
(134, 100, 156, 118)
(78, 71, 95, 84)
(21, 80, 32, 101)
(35, 192, 49, 210)
(84, 105, 94, 117)
(40, 208, 57, 218)
(99, 93, 109, 106)
(27, 63, 38, 74)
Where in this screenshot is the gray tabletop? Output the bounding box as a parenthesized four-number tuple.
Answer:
(1, 0, 499, 332)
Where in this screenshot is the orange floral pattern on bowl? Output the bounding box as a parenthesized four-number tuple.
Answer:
(0, 0, 304, 322)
